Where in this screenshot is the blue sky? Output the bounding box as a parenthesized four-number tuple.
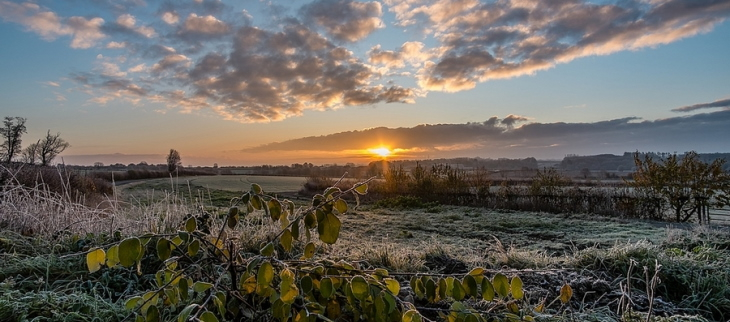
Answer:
(1, 0, 729, 166)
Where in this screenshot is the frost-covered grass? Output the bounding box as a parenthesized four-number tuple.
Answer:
(1, 181, 728, 321)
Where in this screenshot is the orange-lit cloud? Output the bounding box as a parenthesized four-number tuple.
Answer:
(241, 110, 730, 160)
(4, 0, 728, 124)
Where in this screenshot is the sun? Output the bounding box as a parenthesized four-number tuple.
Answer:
(369, 147, 392, 158)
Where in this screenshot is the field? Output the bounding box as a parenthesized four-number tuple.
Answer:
(1, 177, 729, 321)
(117, 175, 306, 206)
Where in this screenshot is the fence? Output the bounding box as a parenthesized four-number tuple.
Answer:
(709, 207, 730, 226)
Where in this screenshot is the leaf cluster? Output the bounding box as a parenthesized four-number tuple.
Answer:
(86, 179, 573, 321)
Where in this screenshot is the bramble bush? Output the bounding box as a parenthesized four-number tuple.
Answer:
(86, 180, 574, 322)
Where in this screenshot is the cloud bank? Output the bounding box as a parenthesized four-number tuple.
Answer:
(242, 110, 730, 159)
(1, 0, 729, 122)
(672, 98, 730, 112)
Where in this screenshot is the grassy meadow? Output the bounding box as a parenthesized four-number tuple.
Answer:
(0, 173, 729, 321)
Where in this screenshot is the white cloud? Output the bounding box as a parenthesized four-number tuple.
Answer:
(161, 11, 179, 25)
(106, 41, 126, 49)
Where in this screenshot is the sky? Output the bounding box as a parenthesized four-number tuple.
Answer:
(1, 0, 729, 166)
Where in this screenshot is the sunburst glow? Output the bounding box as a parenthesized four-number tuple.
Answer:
(369, 147, 392, 158)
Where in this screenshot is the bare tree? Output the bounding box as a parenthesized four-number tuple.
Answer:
(22, 140, 40, 165)
(1, 116, 27, 163)
(167, 149, 181, 172)
(37, 131, 70, 166)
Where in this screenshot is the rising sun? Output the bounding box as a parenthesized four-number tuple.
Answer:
(369, 147, 392, 158)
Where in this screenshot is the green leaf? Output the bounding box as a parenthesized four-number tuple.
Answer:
(86, 248, 105, 273)
(145, 304, 159, 322)
(320, 277, 334, 299)
(291, 219, 300, 240)
(268, 199, 282, 221)
(303, 242, 315, 259)
(323, 187, 340, 198)
(560, 284, 573, 304)
(250, 195, 263, 210)
(106, 245, 119, 267)
(373, 268, 389, 278)
(354, 183, 368, 195)
(402, 309, 421, 322)
(187, 239, 200, 257)
(384, 278, 400, 295)
(382, 291, 397, 314)
(304, 212, 317, 228)
(177, 304, 198, 322)
(301, 275, 313, 294)
(251, 183, 262, 194)
(213, 291, 226, 317)
(257, 261, 274, 287)
(438, 278, 447, 300)
(260, 242, 275, 256)
(227, 212, 238, 229)
(334, 199, 347, 214)
(425, 278, 436, 302)
(280, 229, 293, 252)
(118, 237, 142, 267)
(184, 217, 196, 233)
(452, 279, 465, 301)
(193, 281, 214, 293)
(493, 273, 509, 298)
(177, 231, 189, 243)
(199, 311, 219, 322)
(481, 278, 495, 301)
(463, 275, 478, 298)
(350, 276, 369, 301)
(511, 276, 524, 300)
(156, 239, 171, 261)
(179, 278, 189, 301)
(165, 287, 179, 306)
(125, 296, 143, 310)
(317, 213, 341, 244)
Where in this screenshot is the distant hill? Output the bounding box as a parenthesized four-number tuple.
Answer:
(373, 157, 539, 171)
(559, 152, 730, 171)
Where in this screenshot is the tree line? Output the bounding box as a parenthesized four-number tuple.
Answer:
(1, 116, 70, 166)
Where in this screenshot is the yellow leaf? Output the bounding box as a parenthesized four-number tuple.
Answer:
(257, 261, 274, 287)
(317, 213, 341, 244)
(106, 245, 119, 267)
(334, 199, 347, 214)
(493, 273, 509, 298)
(354, 183, 368, 195)
(156, 238, 171, 261)
(351, 276, 369, 301)
(304, 242, 315, 259)
(384, 278, 400, 295)
(560, 284, 573, 304)
(184, 217, 196, 233)
(118, 237, 142, 267)
(511, 276, 524, 300)
(187, 239, 200, 257)
(86, 248, 106, 273)
(280, 229, 293, 252)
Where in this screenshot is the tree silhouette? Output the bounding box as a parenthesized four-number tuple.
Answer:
(37, 131, 70, 166)
(1, 116, 27, 163)
(167, 149, 181, 172)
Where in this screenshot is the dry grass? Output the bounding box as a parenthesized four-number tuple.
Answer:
(2, 174, 728, 321)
